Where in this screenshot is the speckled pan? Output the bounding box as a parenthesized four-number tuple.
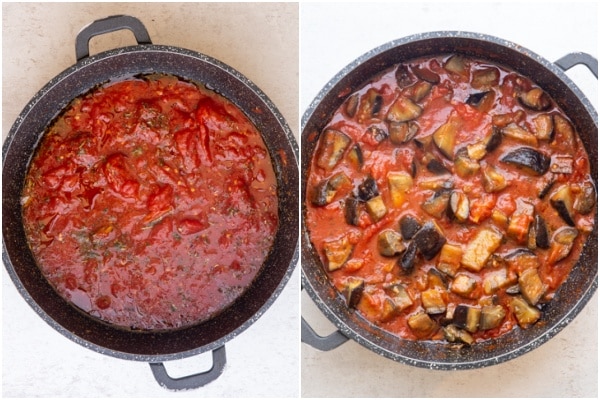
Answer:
(301, 31, 597, 369)
(2, 15, 298, 389)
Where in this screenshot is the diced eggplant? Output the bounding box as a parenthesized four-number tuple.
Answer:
(479, 305, 506, 330)
(357, 175, 379, 201)
(518, 268, 546, 306)
(444, 55, 468, 77)
(437, 243, 463, 277)
(471, 67, 500, 89)
(432, 119, 459, 160)
(377, 230, 406, 257)
(388, 171, 413, 207)
(443, 324, 474, 345)
(550, 154, 574, 174)
(548, 226, 578, 264)
(505, 248, 539, 274)
(481, 164, 507, 193)
(389, 121, 419, 144)
(501, 123, 538, 146)
(421, 190, 451, 219)
(453, 305, 481, 333)
(399, 241, 418, 274)
(507, 198, 535, 244)
(482, 268, 509, 295)
(552, 114, 575, 147)
(356, 88, 383, 123)
(466, 141, 487, 161)
(448, 191, 470, 222)
(396, 64, 416, 88)
(413, 134, 433, 150)
(426, 157, 451, 175)
(550, 184, 576, 226)
(323, 236, 353, 271)
(384, 282, 413, 311)
(533, 214, 550, 249)
(316, 128, 351, 170)
(454, 150, 481, 178)
(532, 114, 554, 141)
(366, 125, 388, 144)
(413, 221, 446, 260)
(421, 289, 446, 314)
(509, 296, 541, 328)
(500, 147, 550, 176)
(380, 297, 399, 322)
(461, 226, 503, 272)
(412, 65, 440, 84)
(310, 172, 351, 206)
(386, 96, 423, 123)
(418, 177, 454, 191)
(366, 195, 387, 222)
(537, 174, 556, 199)
(466, 91, 492, 107)
(399, 215, 421, 241)
(485, 126, 503, 153)
(406, 81, 433, 102)
(505, 284, 521, 295)
(451, 274, 477, 297)
(347, 144, 363, 169)
(408, 312, 438, 339)
(519, 87, 551, 111)
(344, 196, 361, 226)
(574, 181, 596, 215)
(427, 268, 449, 289)
(345, 93, 359, 118)
(491, 209, 509, 228)
(343, 277, 365, 308)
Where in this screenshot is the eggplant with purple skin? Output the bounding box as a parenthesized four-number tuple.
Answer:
(448, 191, 470, 223)
(386, 96, 423, 123)
(396, 64, 416, 88)
(479, 305, 506, 330)
(533, 214, 550, 249)
(310, 172, 350, 206)
(358, 175, 379, 201)
(356, 88, 383, 123)
(399, 240, 418, 274)
(389, 121, 419, 144)
(315, 128, 351, 170)
(519, 87, 551, 111)
(366, 125, 388, 144)
(378, 230, 406, 257)
(344, 195, 361, 226)
(343, 277, 365, 308)
(347, 144, 363, 169)
(413, 221, 446, 260)
(443, 324, 474, 345)
(426, 157, 450, 175)
(573, 181, 596, 215)
(548, 226, 578, 264)
(421, 190, 451, 219)
(550, 184, 576, 226)
(399, 215, 421, 240)
(412, 65, 440, 84)
(500, 147, 550, 176)
(453, 304, 480, 333)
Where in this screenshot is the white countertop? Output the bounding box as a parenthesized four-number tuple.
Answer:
(2, 3, 299, 397)
(300, 1, 598, 397)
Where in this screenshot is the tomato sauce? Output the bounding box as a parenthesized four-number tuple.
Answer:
(22, 74, 278, 330)
(305, 56, 595, 343)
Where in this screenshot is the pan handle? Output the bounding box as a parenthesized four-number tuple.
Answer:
(76, 15, 152, 61)
(149, 346, 227, 391)
(301, 317, 349, 351)
(555, 52, 598, 78)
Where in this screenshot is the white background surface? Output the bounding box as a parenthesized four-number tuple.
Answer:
(2, 3, 299, 397)
(301, 1, 598, 398)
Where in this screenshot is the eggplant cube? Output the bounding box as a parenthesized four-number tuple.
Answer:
(453, 305, 481, 333)
(421, 289, 446, 314)
(437, 243, 463, 277)
(479, 305, 506, 330)
(366, 195, 387, 222)
(343, 277, 365, 309)
(323, 236, 353, 271)
(518, 268, 546, 306)
(509, 296, 541, 328)
(316, 129, 351, 171)
(408, 312, 438, 339)
(377, 230, 406, 257)
(451, 274, 477, 297)
(388, 171, 413, 207)
(461, 227, 503, 272)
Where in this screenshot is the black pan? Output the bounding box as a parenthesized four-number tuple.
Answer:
(301, 31, 597, 369)
(2, 15, 299, 389)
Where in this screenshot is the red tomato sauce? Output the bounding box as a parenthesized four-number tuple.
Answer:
(22, 74, 278, 330)
(305, 56, 595, 343)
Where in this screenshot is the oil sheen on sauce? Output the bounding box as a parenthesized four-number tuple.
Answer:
(305, 55, 595, 343)
(22, 74, 278, 330)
